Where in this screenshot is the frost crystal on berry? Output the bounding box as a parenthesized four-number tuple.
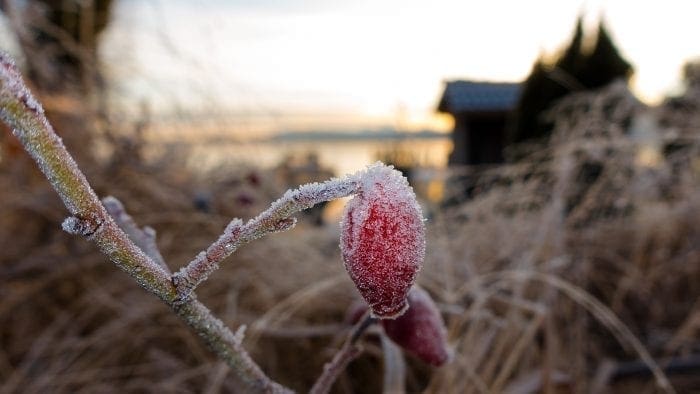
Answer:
(340, 162, 425, 319)
(382, 286, 450, 366)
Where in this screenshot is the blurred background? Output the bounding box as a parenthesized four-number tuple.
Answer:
(2, 0, 700, 392)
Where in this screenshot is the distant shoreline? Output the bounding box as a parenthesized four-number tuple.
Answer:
(266, 130, 449, 143)
(148, 130, 449, 146)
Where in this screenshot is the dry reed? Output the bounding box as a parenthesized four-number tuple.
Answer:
(2, 80, 700, 392)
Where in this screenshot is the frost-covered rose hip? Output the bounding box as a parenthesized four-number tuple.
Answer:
(340, 163, 425, 319)
(382, 286, 450, 366)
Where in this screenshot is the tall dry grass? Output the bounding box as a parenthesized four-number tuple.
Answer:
(2, 80, 700, 393)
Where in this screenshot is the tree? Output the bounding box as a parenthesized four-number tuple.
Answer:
(509, 17, 632, 147)
(578, 23, 632, 88)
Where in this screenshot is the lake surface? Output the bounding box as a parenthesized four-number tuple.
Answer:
(143, 137, 453, 219)
(183, 137, 452, 177)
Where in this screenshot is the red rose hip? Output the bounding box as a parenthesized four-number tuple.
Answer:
(382, 286, 450, 366)
(340, 163, 425, 319)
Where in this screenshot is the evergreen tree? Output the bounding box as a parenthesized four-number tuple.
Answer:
(509, 60, 556, 144)
(555, 17, 584, 74)
(578, 24, 632, 87)
(509, 18, 584, 145)
(509, 18, 632, 148)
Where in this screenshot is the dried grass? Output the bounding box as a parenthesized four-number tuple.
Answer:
(2, 81, 700, 392)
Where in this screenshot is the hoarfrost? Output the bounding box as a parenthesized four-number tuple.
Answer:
(0, 51, 97, 217)
(233, 325, 247, 345)
(174, 165, 361, 299)
(61, 216, 82, 235)
(61, 214, 105, 238)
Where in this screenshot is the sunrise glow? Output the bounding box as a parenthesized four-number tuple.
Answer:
(96, 0, 700, 135)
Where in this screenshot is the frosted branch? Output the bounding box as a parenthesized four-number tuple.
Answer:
(0, 52, 290, 393)
(175, 302, 291, 393)
(102, 196, 170, 274)
(173, 176, 360, 301)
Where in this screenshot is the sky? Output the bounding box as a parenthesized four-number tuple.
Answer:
(68, 1, 700, 135)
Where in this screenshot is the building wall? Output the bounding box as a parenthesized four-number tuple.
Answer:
(449, 112, 507, 166)
(448, 115, 469, 165)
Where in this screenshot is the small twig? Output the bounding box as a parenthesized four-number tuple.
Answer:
(102, 196, 170, 274)
(310, 312, 376, 394)
(0, 52, 291, 393)
(350, 312, 377, 343)
(172, 176, 359, 301)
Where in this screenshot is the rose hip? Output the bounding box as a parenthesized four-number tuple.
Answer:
(340, 163, 425, 319)
(382, 287, 450, 367)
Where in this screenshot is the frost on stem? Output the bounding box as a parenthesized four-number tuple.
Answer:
(172, 218, 244, 302)
(102, 196, 170, 274)
(0, 53, 43, 115)
(0, 51, 291, 392)
(61, 215, 105, 238)
(173, 174, 360, 301)
(0, 52, 100, 217)
(340, 163, 425, 319)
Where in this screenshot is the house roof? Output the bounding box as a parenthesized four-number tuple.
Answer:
(437, 80, 521, 114)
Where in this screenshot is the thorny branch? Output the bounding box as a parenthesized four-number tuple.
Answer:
(0, 52, 291, 393)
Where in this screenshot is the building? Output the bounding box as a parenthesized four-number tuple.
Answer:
(437, 80, 521, 165)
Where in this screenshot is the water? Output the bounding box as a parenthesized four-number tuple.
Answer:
(144, 137, 452, 219)
(183, 138, 452, 177)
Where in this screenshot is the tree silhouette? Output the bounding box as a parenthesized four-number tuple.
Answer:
(579, 24, 632, 88)
(509, 17, 632, 147)
(555, 17, 585, 75)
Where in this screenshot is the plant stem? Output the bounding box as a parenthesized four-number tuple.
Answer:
(0, 52, 291, 393)
(310, 312, 376, 394)
(380, 333, 406, 393)
(103, 196, 170, 274)
(173, 174, 359, 301)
